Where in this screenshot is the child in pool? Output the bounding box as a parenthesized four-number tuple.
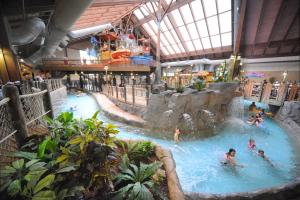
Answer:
(255, 114, 264, 127)
(248, 139, 256, 150)
(221, 148, 244, 168)
(174, 127, 181, 144)
(247, 115, 256, 125)
(257, 149, 274, 167)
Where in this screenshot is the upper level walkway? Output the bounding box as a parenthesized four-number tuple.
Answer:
(41, 59, 154, 73)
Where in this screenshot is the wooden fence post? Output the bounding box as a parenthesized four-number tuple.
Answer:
(146, 85, 150, 105)
(2, 84, 28, 147)
(132, 85, 135, 105)
(124, 86, 127, 103)
(40, 82, 54, 119)
(116, 86, 119, 100)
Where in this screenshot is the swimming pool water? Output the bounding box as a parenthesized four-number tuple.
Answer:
(57, 94, 298, 194)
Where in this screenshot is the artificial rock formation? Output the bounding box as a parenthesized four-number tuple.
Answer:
(144, 82, 239, 134)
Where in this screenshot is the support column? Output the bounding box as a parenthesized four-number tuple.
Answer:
(2, 84, 28, 147)
(0, 8, 21, 83)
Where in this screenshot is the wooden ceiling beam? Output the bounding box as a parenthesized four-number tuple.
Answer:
(276, 9, 299, 55)
(91, 0, 150, 7)
(234, 0, 247, 54)
(250, 0, 266, 56)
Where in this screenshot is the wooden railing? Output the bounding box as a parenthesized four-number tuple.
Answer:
(244, 81, 300, 106)
(102, 84, 150, 107)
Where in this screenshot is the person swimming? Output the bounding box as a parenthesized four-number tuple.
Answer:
(248, 139, 256, 150)
(257, 149, 274, 167)
(255, 114, 264, 127)
(174, 127, 181, 144)
(247, 115, 255, 125)
(249, 102, 257, 112)
(222, 148, 244, 168)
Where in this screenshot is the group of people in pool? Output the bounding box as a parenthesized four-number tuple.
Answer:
(222, 139, 274, 168)
(247, 102, 270, 127)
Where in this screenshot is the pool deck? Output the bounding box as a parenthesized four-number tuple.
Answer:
(92, 93, 146, 127)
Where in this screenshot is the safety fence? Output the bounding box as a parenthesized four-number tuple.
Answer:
(244, 81, 300, 106)
(102, 84, 150, 107)
(0, 98, 18, 168)
(20, 79, 63, 94)
(0, 82, 54, 168)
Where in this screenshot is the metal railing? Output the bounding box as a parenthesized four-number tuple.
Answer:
(244, 81, 300, 106)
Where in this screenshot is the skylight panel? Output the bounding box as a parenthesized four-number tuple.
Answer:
(146, 2, 158, 13)
(210, 35, 221, 48)
(217, 0, 231, 13)
(172, 44, 182, 53)
(203, 0, 217, 17)
(191, 0, 204, 20)
(160, 34, 170, 46)
(151, 35, 157, 43)
(165, 0, 172, 5)
(178, 43, 186, 52)
(143, 23, 155, 36)
(161, 21, 168, 32)
(164, 17, 173, 29)
(193, 39, 203, 50)
(149, 20, 158, 34)
(219, 11, 231, 33)
(166, 46, 175, 54)
(164, 31, 176, 44)
(187, 23, 199, 40)
(171, 9, 184, 27)
(196, 20, 209, 37)
(140, 6, 149, 16)
(179, 26, 190, 41)
(161, 46, 170, 55)
(180, 5, 194, 24)
(186, 41, 195, 51)
(207, 16, 219, 35)
(202, 37, 211, 49)
(221, 32, 232, 46)
(171, 29, 180, 43)
(134, 9, 144, 20)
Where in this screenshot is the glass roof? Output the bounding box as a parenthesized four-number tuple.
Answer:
(134, 0, 232, 56)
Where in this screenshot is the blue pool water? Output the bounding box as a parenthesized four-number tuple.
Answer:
(57, 94, 299, 194)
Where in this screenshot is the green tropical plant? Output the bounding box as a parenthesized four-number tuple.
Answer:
(193, 81, 205, 91)
(0, 159, 56, 200)
(112, 162, 162, 200)
(1, 111, 120, 200)
(176, 86, 184, 93)
(114, 140, 155, 164)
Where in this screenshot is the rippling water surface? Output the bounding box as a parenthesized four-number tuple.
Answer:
(57, 94, 299, 194)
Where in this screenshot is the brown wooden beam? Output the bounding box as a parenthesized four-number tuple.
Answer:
(234, 0, 247, 54)
(263, 0, 286, 55)
(91, 0, 150, 7)
(247, 39, 300, 49)
(276, 9, 299, 54)
(250, 0, 266, 56)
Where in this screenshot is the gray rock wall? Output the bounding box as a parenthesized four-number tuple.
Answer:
(144, 83, 239, 134)
(275, 101, 300, 145)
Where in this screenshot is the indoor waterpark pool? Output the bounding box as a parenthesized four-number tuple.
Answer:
(57, 94, 300, 195)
